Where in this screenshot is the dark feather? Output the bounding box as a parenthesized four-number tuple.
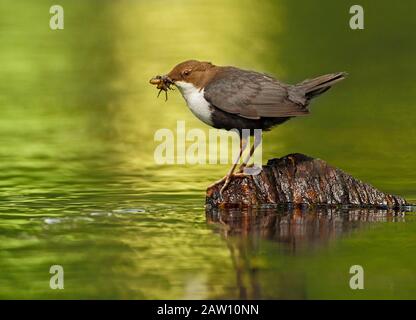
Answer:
(204, 67, 309, 119)
(294, 72, 348, 101)
(205, 68, 347, 121)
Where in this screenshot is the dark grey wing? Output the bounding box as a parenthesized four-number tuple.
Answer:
(204, 67, 308, 119)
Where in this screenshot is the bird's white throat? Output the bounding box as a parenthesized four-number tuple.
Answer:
(175, 81, 213, 126)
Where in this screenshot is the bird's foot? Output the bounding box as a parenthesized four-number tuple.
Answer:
(237, 163, 263, 176)
(207, 175, 228, 189)
(237, 163, 252, 173)
(219, 176, 232, 197)
(219, 172, 248, 197)
(236, 165, 245, 174)
(208, 172, 251, 200)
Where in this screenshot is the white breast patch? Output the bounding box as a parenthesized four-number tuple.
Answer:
(175, 81, 213, 126)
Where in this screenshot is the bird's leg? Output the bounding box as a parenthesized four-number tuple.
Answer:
(219, 137, 247, 195)
(213, 137, 247, 195)
(237, 135, 259, 173)
(208, 137, 247, 189)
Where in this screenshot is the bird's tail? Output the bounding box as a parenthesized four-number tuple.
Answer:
(296, 72, 347, 100)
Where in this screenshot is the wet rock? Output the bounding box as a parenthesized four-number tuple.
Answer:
(206, 153, 408, 209)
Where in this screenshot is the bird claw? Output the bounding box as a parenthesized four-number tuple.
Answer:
(218, 172, 249, 197)
(236, 163, 246, 173)
(219, 176, 231, 197)
(207, 175, 227, 189)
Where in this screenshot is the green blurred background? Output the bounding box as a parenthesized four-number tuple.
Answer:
(0, 0, 415, 299)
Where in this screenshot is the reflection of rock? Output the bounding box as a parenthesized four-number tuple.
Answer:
(206, 206, 405, 248)
(206, 153, 408, 208)
(207, 207, 406, 299)
(206, 154, 411, 298)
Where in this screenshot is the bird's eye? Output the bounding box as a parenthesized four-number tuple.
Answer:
(182, 69, 191, 77)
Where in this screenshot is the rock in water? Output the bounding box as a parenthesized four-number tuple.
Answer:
(206, 153, 408, 208)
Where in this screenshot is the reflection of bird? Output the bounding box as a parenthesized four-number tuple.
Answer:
(150, 60, 346, 194)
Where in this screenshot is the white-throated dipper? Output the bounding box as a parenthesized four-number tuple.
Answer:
(150, 60, 347, 194)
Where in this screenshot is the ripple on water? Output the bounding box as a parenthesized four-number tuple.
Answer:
(89, 211, 113, 217)
(40, 207, 147, 226)
(43, 216, 94, 225)
(112, 208, 146, 214)
(43, 217, 65, 225)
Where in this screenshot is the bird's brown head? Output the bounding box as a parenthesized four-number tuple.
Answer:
(166, 60, 216, 87)
(150, 60, 218, 92)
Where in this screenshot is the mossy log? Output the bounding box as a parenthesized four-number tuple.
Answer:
(206, 153, 408, 209)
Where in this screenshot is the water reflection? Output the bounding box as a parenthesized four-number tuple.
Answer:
(206, 206, 407, 299)
(207, 206, 405, 250)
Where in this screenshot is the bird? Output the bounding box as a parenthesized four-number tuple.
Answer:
(150, 60, 347, 195)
